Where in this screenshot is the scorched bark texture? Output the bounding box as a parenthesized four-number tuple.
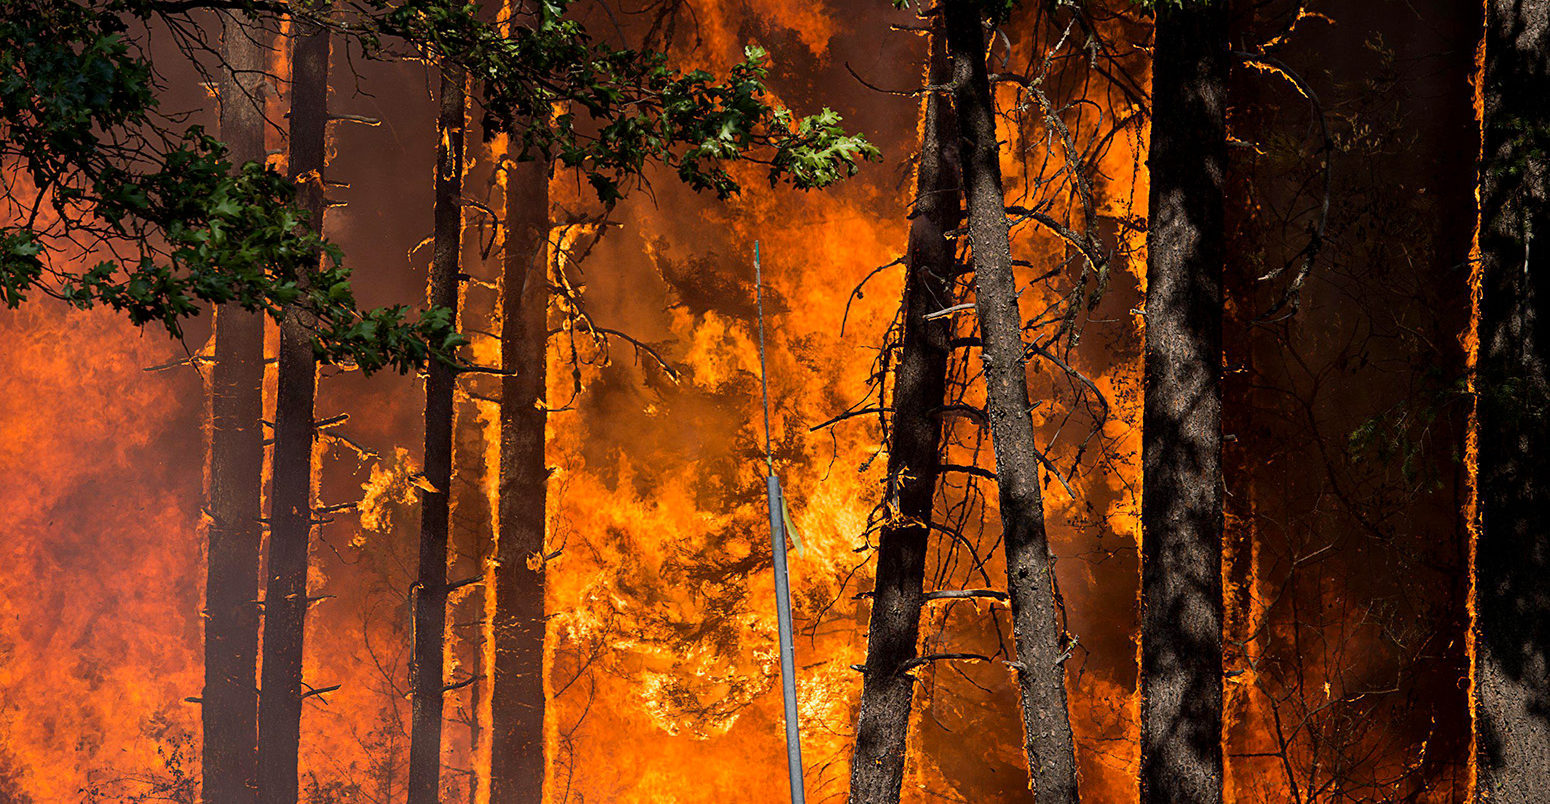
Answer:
(1140, 3, 1227, 804)
(487, 147, 552, 804)
(204, 12, 267, 804)
(942, 2, 1079, 801)
(257, 19, 328, 804)
(407, 64, 467, 804)
(1474, 0, 1550, 799)
(847, 21, 960, 804)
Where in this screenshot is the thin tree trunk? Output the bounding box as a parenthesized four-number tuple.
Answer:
(256, 19, 328, 804)
(453, 392, 491, 804)
(408, 65, 466, 804)
(941, 3, 1078, 801)
(204, 13, 267, 804)
(487, 149, 551, 803)
(1139, 3, 1227, 804)
(847, 23, 960, 804)
(1473, 0, 1550, 798)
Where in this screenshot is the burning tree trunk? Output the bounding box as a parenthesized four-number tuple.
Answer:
(1473, 0, 1550, 798)
(941, 2, 1078, 801)
(487, 151, 552, 803)
(256, 19, 328, 804)
(1139, 3, 1227, 803)
(847, 23, 960, 804)
(407, 65, 466, 804)
(204, 12, 268, 804)
(451, 358, 493, 804)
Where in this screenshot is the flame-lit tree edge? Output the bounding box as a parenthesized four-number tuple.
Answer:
(406, 60, 467, 804)
(1473, 0, 1550, 798)
(488, 134, 551, 804)
(202, 10, 269, 804)
(255, 13, 330, 804)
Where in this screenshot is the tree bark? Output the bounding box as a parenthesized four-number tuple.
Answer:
(256, 19, 328, 804)
(1474, 0, 1550, 798)
(942, 3, 1078, 801)
(1140, 4, 1227, 804)
(847, 23, 960, 804)
(487, 150, 551, 803)
(407, 65, 466, 804)
(204, 13, 268, 804)
(452, 363, 492, 804)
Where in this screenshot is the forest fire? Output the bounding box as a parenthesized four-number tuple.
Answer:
(0, 0, 1537, 802)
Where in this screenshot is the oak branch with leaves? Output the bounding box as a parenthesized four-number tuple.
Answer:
(0, 0, 877, 371)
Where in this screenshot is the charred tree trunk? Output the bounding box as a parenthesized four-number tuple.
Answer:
(942, 3, 1078, 801)
(407, 65, 466, 804)
(1140, 3, 1227, 804)
(487, 151, 551, 803)
(1474, 0, 1550, 798)
(451, 364, 493, 804)
(256, 20, 328, 804)
(204, 13, 268, 804)
(847, 24, 960, 804)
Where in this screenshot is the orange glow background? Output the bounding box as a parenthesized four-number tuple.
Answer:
(0, 1, 1480, 801)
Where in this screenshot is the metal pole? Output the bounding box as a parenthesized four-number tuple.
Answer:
(755, 242, 806, 804)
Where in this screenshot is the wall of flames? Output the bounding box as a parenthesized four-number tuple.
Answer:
(0, 0, 1481, 802)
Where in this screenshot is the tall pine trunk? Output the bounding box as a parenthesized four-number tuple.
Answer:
(407, 65, 466, 804)
(1473, 0, 1550, 798)
(942, 3, 1078, 800)
(204, 12, 267, 804)
(487, 149, 551, 803)
(1139, 3, 1227, 803)
(847, 23, 959, 804)
(256, 19, 328, 804)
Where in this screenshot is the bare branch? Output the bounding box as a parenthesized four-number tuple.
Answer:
(924, 589, 1009, 602)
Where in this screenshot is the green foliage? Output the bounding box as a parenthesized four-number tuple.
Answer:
(1348, 369, 1472, 488)
(1, 0, 878, 371)
(374, 0, 880, 201)
(1128, 0, 1217, 12)
(1490, 113, 1550, 185)
(0, 0, 461, 373)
